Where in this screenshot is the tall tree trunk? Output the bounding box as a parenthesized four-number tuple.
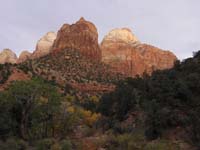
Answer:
(20, 110, 27, 139)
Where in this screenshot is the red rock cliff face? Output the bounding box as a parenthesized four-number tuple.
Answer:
(52, 17, 101, 61)
(101, 28, 177, 76)
(137, 44, 177, 71)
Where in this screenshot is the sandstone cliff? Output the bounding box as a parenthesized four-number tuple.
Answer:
(52, 17, 101, 61)
(0, 49, 17, 64)
(17, 50, 32, 63)
(31, 32, 56, 59)
(103, 28, 139, 44)
(101, 28, 177, 76)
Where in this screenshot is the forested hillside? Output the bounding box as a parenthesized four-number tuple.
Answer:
(97, 51, 200, 149)
(0, 51, 200, 149)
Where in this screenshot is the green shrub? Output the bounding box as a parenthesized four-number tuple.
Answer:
(107, 133, 146, 150)
(36, 138, 55, 150)
(51, 143, 61, 150)
(0, 64, 11, 84)
(144, 140, 180, 150)
(0, 138, 28, 150)
(60, 139, 72, 150)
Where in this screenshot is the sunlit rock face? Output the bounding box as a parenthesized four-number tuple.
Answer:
(52, 17, 101, 61)
(31, 32, 57, 59)
(17, 51, 32, 63)
(102, 28, 139, 44)
(0, 49, 17, 64)
(101, 28, 177, 76)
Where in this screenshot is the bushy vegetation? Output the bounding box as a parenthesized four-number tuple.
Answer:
(0, 63, 11, 84)
(0, 78, 63, 140)
(1, 51, 200, 149)
(28, 48, 123, 85)
(0, 77, 102, 149)
(17, 61, 33, 74)
(98, 51, 200, 148)
(105, 133, 180, 150)
(0, 78, 76, 149)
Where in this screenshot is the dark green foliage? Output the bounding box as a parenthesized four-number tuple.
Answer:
(0, 63, 11, 84)
(60, 139, 72, 150)
(36, 138, 55, 150)
(36, 138, 72, 150)
(17, 62, 31, 74)
(98, 51, 200, 146)
(0, 77, 82, 149)
(98, 77, 145, 121)
(0, 138, 28, 150)
(0, 78, 62, 140)
(25, 48, 123, 85)
(0, 92, 13, 139)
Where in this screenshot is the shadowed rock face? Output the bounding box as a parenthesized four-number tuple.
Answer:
(0, 49, 17, 64)
(17, 51, 32, 63)
(52, 17, 101, 62)
(31, 32, 56, 59)
(101, 28, 177, 76)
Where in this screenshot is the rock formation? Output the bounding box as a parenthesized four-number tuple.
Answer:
(52, 17, 101, 61)
(102, 28, 139, 44)
(31, 32, 56, 59)
(17, 50, 32, 63)
(101, 28, 177, 76)
(0, 19, 177, 80)
(0, 49, 17, 64)
(137, 44, 177, 71)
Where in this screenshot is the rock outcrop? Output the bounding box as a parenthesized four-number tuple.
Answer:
(103, 28, 139, 44)
(52, 17, 101, 61)
(101, 28, 177, 76)
(138, 44, 177, 71)
(31, 32, 56, 59)
(17, 51, 32, 63)
(0, 49, 17, 64)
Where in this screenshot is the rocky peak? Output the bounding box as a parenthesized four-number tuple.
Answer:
(0, 49, 17, 64)
(102, 28, 139, 44)
(76, 17, 98, 35)
(79, 17, 85, 22)
(101, 28, 177, 77)
(31, 31, 56, 59)
(17, 50, 32, 63)
(52, 18, 101, 61)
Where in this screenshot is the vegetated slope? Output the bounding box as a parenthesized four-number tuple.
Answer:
(0, 50, 198, 150)
(0, 48, 123, 149)
(19, 48, 123, 92)
(98, 51, 200, 149)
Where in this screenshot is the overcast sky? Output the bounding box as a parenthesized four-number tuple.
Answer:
(0, 0, 200, 60)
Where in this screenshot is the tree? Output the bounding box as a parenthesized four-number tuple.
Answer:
(0, 78, 61, 140)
